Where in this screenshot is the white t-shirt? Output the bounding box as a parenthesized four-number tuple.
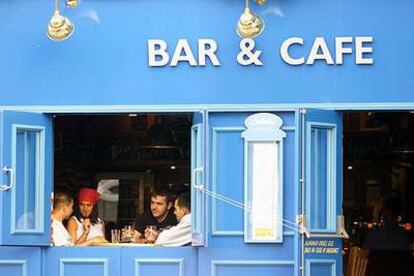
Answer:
(155, 214, 191, 246)
(72, 216, 105, 241)
(52, 218, 74, 246)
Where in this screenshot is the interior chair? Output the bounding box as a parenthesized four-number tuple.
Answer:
(346, 246, 369, 276)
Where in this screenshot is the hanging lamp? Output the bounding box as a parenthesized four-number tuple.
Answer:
(237, 0, 265, 38)
(47, 0, 74, 41)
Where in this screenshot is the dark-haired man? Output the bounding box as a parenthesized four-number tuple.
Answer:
(132, 190, 178, 242)
(154, 193, 191, 246)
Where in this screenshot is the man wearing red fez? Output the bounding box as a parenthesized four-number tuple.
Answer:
(67, 188, 107, 245)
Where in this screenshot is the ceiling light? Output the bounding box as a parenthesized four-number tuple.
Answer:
(47, 0, 74, 41)
(237, 0, 265, 38)
(142, 118, 177, 149)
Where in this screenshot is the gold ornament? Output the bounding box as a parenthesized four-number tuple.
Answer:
(47, 0, 74, 41)
(255, 0, 266, 5)
(237, 3, 264, 38)
(66, 0, 78, 8)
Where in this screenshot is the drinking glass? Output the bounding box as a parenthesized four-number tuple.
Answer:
(111, 229, 120, 243)
(122, 225, 133, 243)
(145, 225, 157, 243)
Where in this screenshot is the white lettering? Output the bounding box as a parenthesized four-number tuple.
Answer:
(355, 36, 373, 64)
(148, 39, 169, 67)
(335, 37, 353, 64)
(170, 39, 198, 67)
(280, 37, 305, 65)
(306, 37, 334, 65)
(198, 39, 221, 66)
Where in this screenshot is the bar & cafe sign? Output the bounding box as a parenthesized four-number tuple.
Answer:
(147, 37, 374, 67)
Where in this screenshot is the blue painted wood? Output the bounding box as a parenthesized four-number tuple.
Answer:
(3, 103, 414, 115)
(11, 124, 46, 235)
(306, 259, 336, 276)
(305, 111, 342, 230)
(202, 112, 299, 276)
(121, 247, 197, 276)
(0, 246, 41, 276)
(1, 1, 414, 106)
(303, 109, 343, 276)
(59, 258, 109, 276)
(0, 111, 52, 246)
(191, 110, 207, 246)
(306, 122, 337, 233)
(43, 247, 121, 276)
(294, 109, 302, 276)
(211, 260, 295, 276)
(199, 245, 297, 276)
(211, 127, 245, 236)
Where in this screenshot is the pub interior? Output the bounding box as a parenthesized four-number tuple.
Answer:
(343, 111, 414, 275)
(53, 114, 191, 244)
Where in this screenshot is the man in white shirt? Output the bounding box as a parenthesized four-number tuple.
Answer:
(52, 192, 75, 246)
(52, 192, 108, 246)
(153, 193, 191, 246)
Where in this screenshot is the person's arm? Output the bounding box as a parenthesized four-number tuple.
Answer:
(132, 230, 143, 242)
(132, 216, 146, 242)
(79, 236, 108, 246)
(75, 220, 107, 246)
(67, 218, 90, 245)
(155, 223, 191, 246)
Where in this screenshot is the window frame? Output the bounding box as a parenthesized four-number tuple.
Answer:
(305, 122, 337, 234)
(11, 124, 46, 234)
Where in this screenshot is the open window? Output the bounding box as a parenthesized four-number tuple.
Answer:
(52, 113, 205, 246)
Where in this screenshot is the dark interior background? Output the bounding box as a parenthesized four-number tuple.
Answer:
(343, 111, 414, 243)
(53, 114, 191, 228)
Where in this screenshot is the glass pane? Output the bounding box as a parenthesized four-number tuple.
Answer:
(246, 141, 281, 242)
(14, 129, 40, 231)
(309, 127, 331, 230)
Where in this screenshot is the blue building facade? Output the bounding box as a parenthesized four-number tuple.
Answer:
(0, 0, 413, 275)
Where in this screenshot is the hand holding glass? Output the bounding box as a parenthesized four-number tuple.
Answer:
(145, 225, 158, 243)
(121, 225, 134, 243)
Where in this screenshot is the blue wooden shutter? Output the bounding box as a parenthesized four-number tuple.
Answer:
(191, 110, 207, 246)
(301, 109, 345, 276)
(304, 109, 342, 234)
(0, 111, 52, 245)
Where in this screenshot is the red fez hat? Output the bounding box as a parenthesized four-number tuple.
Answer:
(78, 188, 101, 205)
